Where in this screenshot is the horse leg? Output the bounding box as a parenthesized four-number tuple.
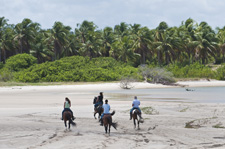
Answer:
(138, 120, 140, 130)
(64, 120, 67, 130)
(109, 125, 111, 135)
(105, 126, 108, 134)
(133, 119, 136, 129)
(69, 121, 71, 129)
(64, 120, 67, 127)
(94, 111, 97, 119)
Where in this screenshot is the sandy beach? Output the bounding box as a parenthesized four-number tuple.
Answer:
(1, 80, 225, 149)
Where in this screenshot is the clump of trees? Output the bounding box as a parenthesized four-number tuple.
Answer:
(1, 17, 225, 67)
(1, 17, 225, 82)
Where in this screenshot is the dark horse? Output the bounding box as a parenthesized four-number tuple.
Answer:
(132, 109, 143, 129)
(103, 111, 117, 135)
(63, 111, 76, 129)
(94, 105, 103, 119)
(93, 97, 103, 119)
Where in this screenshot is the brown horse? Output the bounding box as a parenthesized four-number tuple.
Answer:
(94, 105, 103, 119)
(132, 109, 143, 129)
(103, 111, 117, 135)
(63, 111, 76, 129)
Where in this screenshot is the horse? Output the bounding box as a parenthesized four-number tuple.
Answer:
(63, 111, 76, 129)
(132, 109, 143, 129)
(94, 105, 104, 119)
(93, 96, 103, 119)
(103, 111, 117, 135)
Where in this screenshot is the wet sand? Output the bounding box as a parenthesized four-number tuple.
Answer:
(1, 81, 225, 149)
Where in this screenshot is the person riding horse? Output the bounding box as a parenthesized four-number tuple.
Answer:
(61, 97, 75, 120)
(94, 92, 103, 109)
(100, 99, 110, 126)
(130, 96, 143, 120)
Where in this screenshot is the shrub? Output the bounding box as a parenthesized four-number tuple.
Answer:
(138, 65, 175, 84)
(216, 64, 225, 80)
(166, 62, 215, 79)
(5, 53, 37, 72)
(13, 56, 138, 82)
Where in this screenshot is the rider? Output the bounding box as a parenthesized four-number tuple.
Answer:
(100, 99, 110, 126)
(61, 97, 75, 120)
(130, 96, 142, 120)
(94, 92, 103, 109)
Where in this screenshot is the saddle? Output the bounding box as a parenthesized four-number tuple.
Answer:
(132, 108, 141, 114)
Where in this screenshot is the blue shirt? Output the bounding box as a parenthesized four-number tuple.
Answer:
(103, 104, 110, 114)
(132, 99, 140, 108)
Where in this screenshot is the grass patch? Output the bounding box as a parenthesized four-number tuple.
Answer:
(185, 120, 201, 129)
(141, 107, 159, 115)
(185, 117, 218, 129)
(213, 123, 225, 129)
(180, 107, 189, 112)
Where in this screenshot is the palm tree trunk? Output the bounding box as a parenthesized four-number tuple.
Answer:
(157, 50, 161, 65)
(0, 48, 2, 63)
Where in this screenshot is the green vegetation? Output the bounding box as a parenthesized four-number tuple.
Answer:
(180, 107, 189, 112)
(0, 54, 138, 82)
(1, 17, 225, 83)
(212, 123, 225, 129)
(141, 106, 159, 115)
(166, 63, 216, 79)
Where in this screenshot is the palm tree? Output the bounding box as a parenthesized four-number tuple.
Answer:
(177, 18, 198, 64)
(194, 22, 218, 64)
(0, 17, 8, 63)
(47, 22, 71, 60)
(30, 30, 53, 63)
(154, 21, 168, 65)
(75, 20, 101, 58)
(99, 27, 114, 57)
(114, 22, 129, 38)
(154, 22, 180, 65)
(14, 18, 40, 54)
(129, 24, 154, 64)
(110, 35, 138, 63)
(216, 27, 225, 63)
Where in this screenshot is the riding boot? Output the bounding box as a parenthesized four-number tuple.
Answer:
(100, 118, 103, 126)
(71, 113, 76, 120)
(130, 111, 132, 120)
(140, 114, 143, 119)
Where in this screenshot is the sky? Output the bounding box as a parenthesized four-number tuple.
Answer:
(1, 0, 225, 30)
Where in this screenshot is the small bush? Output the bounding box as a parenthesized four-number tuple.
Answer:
(216, 64, 225, 80)
(5, 53, 37, 72)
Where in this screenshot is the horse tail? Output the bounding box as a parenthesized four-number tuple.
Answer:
(111, 110, 115, 116)
(112, 122, 117, 130)
(107, 116, 117, 130)
(66, 112, 76, 126)
(70, 119, 76, 126)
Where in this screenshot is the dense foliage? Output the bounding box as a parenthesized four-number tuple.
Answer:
(166, 63, 215, 79)
(1, 17, 225, 82)
(4, 55, 138, 82)
(0, 17, 225, 67)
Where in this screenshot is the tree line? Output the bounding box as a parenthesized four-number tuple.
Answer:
(0, 17, 225, 66)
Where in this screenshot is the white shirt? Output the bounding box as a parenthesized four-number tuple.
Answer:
(132, 99, 140, 108)
(103, 104, 110, 114)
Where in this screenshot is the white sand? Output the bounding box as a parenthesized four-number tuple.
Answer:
(1, 80, 225, 149)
